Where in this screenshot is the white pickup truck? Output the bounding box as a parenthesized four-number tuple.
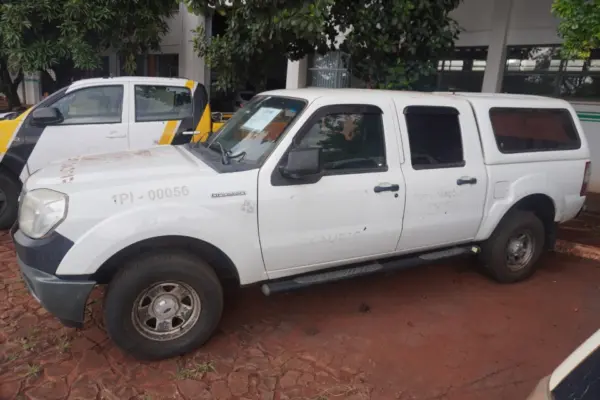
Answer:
(12, 89, 591, 360)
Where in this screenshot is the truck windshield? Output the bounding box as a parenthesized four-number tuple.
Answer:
(205, 95, 306, 164)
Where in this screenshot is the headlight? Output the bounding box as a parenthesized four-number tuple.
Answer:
(19, 189, 68, 239)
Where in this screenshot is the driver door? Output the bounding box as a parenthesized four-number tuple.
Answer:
(257, 99, 406, 277)
(27, 84, 128, 173)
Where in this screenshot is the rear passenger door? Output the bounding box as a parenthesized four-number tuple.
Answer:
(27, 84, 128, 173)
(127, 83, 194, 149)
(395, 99, 488, 252)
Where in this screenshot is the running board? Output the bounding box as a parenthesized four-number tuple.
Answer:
(261, 245, 480, 296)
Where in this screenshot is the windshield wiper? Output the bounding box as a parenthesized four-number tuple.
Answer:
(206, 141, 248, 165)
(227, 151, 247, 162)
(208, 141, 230, 165)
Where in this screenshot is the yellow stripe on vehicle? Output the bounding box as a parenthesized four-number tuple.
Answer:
(0, 107, 33, 153)
(185, 80, 195, 90)
(158, 120, 179, 145)
(192, 104, 213, 143)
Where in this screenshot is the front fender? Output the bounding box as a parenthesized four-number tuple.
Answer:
(55, 202, 266, 284)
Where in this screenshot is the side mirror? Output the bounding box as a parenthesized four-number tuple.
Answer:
(211, 112, 223, 123)
(0, 112, 17, 121)
(280, 147, 323, 179)
(31, 107, 63, 126)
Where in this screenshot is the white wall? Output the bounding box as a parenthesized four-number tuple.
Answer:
(178, 5, 206, 83)
(450, 0, 495, 47)
(118, 4, 205, 82)
(452, 0, 560, 47)
(507, 0, 561, 45)
(572, 104, 600, 193)
(159, 10, 183, 55)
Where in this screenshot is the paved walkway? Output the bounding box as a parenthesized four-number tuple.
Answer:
(2, 215, 600, 399)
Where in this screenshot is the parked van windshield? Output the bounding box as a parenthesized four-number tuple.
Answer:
(205, 95, 306, 164)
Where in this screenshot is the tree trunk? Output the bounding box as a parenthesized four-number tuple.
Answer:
(8, 70, 23, 110)
(0, 60, 22, 110)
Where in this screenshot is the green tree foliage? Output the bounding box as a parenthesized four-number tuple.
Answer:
(552, 0, 600, 58)
(189, 0, 462, 92)
(0, 0, 178, 109)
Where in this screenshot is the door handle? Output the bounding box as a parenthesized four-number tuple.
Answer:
(457, 177, 477, 186)
(106, 131, 125, 139)
(374, 183, 400, 193)
(181, 130, 200, 135)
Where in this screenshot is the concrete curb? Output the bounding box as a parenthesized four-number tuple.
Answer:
(555, 239, 600, 262)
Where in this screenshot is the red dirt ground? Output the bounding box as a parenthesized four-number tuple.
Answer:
(2, 215, 600, 400)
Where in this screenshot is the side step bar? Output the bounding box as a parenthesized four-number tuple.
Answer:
(261, 245, 480, 296)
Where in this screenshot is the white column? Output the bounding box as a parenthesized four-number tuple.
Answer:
(204, 11, 212, 98)
(108, 53, 118, 77)
(180, 6, 206, 84)
(481, 0, 513, 93)
(285, 57, 308, 89)
(21, 72, 41, 105)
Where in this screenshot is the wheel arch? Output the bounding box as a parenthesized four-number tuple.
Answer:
(91, 235, 241, 286)
(488, 193, 557, 249)
(0, 156, 24, 185)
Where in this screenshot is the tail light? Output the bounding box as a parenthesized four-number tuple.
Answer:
(581, 161, 592, 196)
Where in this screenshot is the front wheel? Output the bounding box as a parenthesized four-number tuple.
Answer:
(480, 210, 545, 283)
(104, 251, 223, 360)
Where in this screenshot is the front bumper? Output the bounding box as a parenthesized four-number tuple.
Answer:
(12, 225, 95, 328)
(18, 258, 95, 328)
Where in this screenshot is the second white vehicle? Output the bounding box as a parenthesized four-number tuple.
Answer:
(13, 89, 590, 359)
(0, 76, 211, 229)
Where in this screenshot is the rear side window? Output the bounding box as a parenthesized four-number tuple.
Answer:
(489, 108, 581, 153)
(135, 85, 192, 122)
(404, 106, 465, 170)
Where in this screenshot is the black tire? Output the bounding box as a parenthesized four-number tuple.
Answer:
(103, 251, 223, 360)
(480, 210, 545, 284)
(0, 172, 21, 230)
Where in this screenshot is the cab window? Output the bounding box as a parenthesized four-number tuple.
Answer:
(404, 105, 465, 169)
(51, 85, 124, 125)
(297, 111, 386, 172)
(135, 85, 192, 122)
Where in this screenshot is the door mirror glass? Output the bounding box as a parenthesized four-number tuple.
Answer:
(31, 107, 64, 126)
(280, 147, 323, 179)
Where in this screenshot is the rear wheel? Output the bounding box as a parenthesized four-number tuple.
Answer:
(480, 210, 545, 283)
(103, 251, 223, 360)
(0, 172, 20, 230)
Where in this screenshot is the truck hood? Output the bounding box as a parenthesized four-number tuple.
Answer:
(25, 145, 216, 190)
